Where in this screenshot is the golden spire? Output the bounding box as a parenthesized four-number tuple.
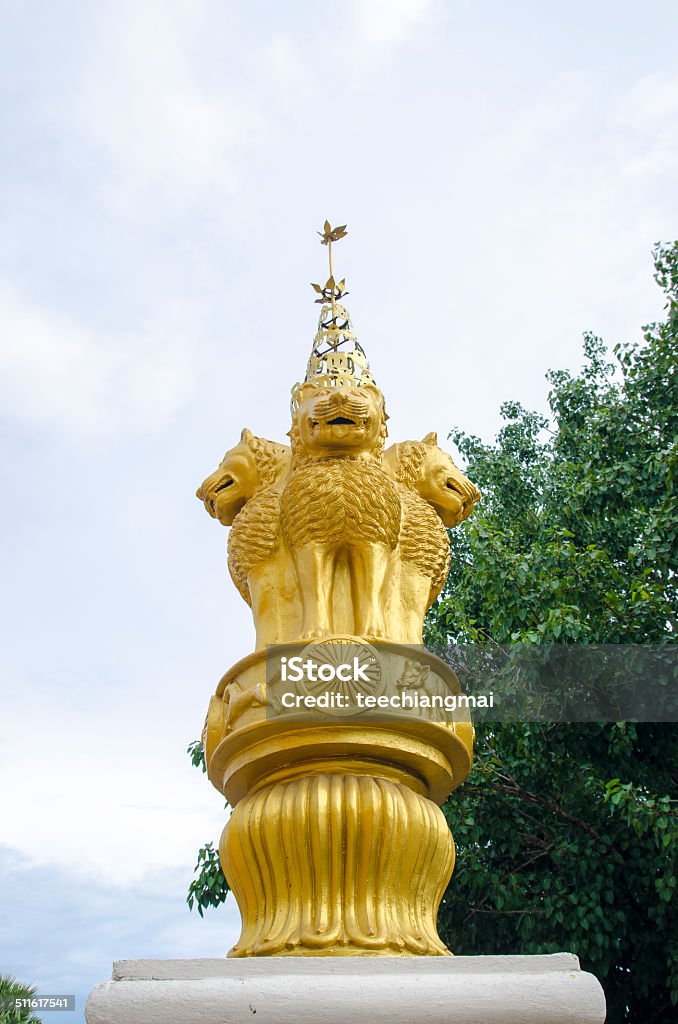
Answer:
(311, 220, 349, 326)
(292, 220, 375, 407)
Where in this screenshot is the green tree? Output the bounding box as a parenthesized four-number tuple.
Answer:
(185, 740, 231, 915)
(186, 241, 677, 1022)
(0, 975, 41, 1024)
(430, 241, 677, 1024)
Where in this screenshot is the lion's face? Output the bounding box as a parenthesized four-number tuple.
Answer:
(418, 446, 481, 527)
(295, 382, 385, 456)
(196, 440, 260, 525)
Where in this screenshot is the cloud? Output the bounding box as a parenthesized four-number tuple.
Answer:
(0, 677, 227, 882)
(616, 72, 678, 178)
(353, 0, 437, 48)
(0, 846, 241, 1024)
(254, 35, 309, 90)
(69, 1, 259, 212)
(0, 280, 198, 432)
(622, 71, 678, 127)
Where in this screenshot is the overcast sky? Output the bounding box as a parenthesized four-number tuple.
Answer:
(1, 1, 677, 1019)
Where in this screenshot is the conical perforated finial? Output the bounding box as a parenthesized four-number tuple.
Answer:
(291, 221, 375, 409)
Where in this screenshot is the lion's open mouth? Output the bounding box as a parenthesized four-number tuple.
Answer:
(308, 416, 369, 430)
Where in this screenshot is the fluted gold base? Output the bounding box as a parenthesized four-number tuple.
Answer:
(220, 773, 454, 957)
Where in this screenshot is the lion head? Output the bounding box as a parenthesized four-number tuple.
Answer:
(196, 428, 290, 525)
(384, 432, 481, 527)
(289, 381, 388, 464)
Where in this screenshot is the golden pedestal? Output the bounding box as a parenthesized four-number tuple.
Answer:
(204, 644, 473, 957)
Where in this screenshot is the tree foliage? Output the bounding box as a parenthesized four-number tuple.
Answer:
(430, 242, 677, 1024)
(0, 975, 41, 1024)
(185, 739, 231, 913)
(186, 840, 229, 917)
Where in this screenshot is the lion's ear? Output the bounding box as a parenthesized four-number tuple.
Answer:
(422, 431, 437, 446)
(240, 428, 253, 445)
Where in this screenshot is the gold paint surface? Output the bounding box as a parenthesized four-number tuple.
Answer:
(222, 775, 454, 957)
(195, 222, 480, 955)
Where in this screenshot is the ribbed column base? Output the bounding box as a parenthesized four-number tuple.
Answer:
(220, 773, 454, 957)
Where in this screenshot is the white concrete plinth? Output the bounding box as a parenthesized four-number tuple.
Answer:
(85, 954, 606, 1024)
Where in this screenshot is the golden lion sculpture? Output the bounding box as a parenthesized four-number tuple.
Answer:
(383, 433, 481, 642)
(282, 381, 400, 639)
(196, 428, 293, 648)
(197, 395, 480, 646)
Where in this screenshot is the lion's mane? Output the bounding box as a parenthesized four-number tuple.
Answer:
(226, 432, 289, 606)
(281, 458, 401, 550)
(387, 439, 451, 603)
(387, 440, 429, 489)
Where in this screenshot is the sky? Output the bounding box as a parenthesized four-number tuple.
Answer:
(1, 0, 677, 1019)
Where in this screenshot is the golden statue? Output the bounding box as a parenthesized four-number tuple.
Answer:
(196, 222, 481, 956)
